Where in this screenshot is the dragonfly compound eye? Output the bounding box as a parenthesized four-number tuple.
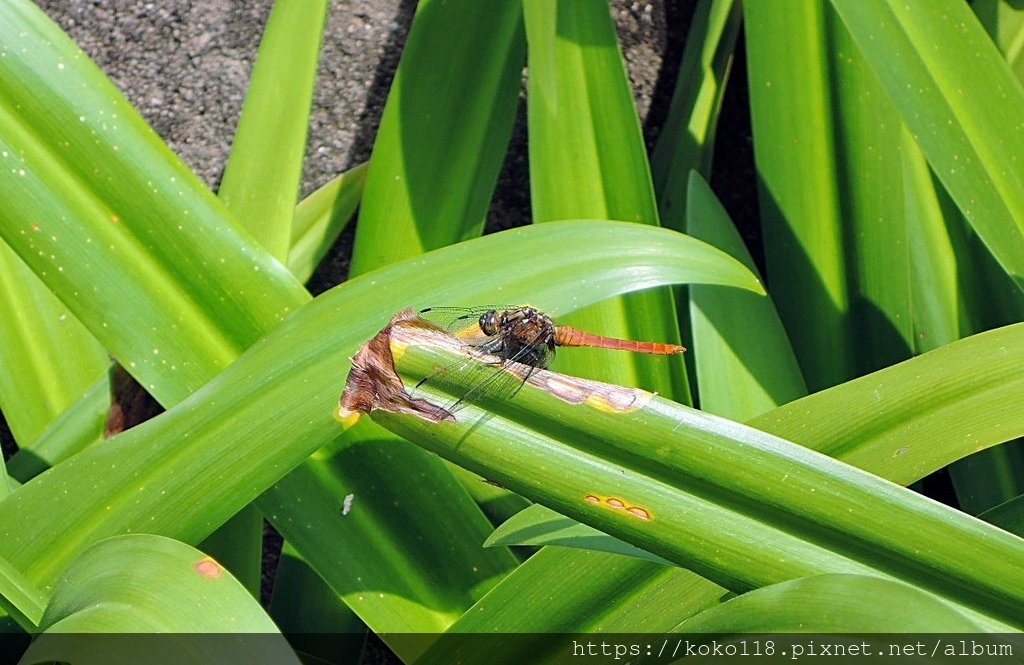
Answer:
(479, 310, 500, 336)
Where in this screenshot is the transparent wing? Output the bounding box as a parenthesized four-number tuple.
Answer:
(419, 305, 522, 343)
(412, 353, 525, 414)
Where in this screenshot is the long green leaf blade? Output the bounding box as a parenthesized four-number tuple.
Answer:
(349, 0, 524, 274)
(686, 172, 806, 419)
(974, 0, 1024, 81)
(34, 535, 288, 633)
(746, 1, 919, 386)
(753, 323, 1024, 485)
(22, 535, 299, 664)
(651, 0, 741, 227)
(218, 0, 329, 261)
(0, 552, 45, 631)
(0, 241, 109, 449)
(259, 418, 518, 640)
(525, 0, 688, 401)
(287, 163, 366, 284)
(310, 1, 527, 641)
(212, 0, 332, 595)
(268, 550, 367, 665)
(831, 0, 1024, 291)
(485, 504, 672, 566)
(744, 0, 854, 389)
(0, 0, 307, 405)
(414, 322, 1024, 648)
(826, 11, 915, 374)
(412, 550, 726, 665)
(5, 373, 110, 483)
(672, 574, 982, 633)
(372, 332, 1024, 627)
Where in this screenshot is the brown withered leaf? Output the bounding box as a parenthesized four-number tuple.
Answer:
(339, 309, 455, 423)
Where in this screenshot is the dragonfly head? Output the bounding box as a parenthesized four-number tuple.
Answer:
(479, 309, 500, 336)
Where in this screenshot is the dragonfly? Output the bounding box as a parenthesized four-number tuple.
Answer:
(415, 305, 684, 413)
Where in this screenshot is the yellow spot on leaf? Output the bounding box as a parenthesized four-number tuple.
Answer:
(585, 493, 653, 521)
(626, 507, 651, 521)
(195, 557, 223, 579)
(333, 404, 361, 428)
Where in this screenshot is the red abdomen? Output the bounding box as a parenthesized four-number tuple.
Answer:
(553, 326, 685, 355)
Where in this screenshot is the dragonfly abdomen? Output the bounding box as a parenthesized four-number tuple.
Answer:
(553, 326, 685, 355)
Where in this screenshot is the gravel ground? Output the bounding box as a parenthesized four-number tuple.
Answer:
(30, 0, 758, 287)
(36, 0, 687, 190)
(5, 0, 758, 653)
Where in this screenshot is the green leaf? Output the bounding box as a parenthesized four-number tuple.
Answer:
(258, 418, 518, 642)
(0, 456, 7, 499)
(974, 0, 1024, 81)
(412, 549, 727, 665)
(752, 323, 1024, 486)
(446, 463, 532, 531)
(672, 574, 982, 632)
(651, 0, 742, 227)
(269, 543, 367, 665)
(212, 0, 332, 597)
(207, 0, 332, 597)
(899, 98, 1024, 516)
(746, 1, 921, 386)
(419, 325, 1024, 643)
(943, 0, 1024, 518)
(0, 241, 109, 449)
(526, 0, 658, 225)
(0, 0, 308, 406)
(349, 0, 524, 274)
(217, 0, 329, 261)
(196, 507, 263, 600)
(35, 535, 285, 632)
(686, 172, 806, 420)
(22, 535, 299, 664)
(441, 6, 742, 642)
(287, 163, 367, 284)
(3, 162, 367, 484)
(316, 1, 526, 638)
(372, 326, 1024, 628)
(831, 0, 1024, 292)
(744, 0, 856, 389)
(525, 0, 688, 401)
(902, 126, 973, 352)
(979, 494, 1024, 537)
(4, 158, 364, 483)
(951, 446, 1024, 516)
(485, 504, 673, 566)
(258, 222, 758, 652)
(0, 552, 46, 631)
(4, 374, 110, 483)
(826, 12, 915, 374)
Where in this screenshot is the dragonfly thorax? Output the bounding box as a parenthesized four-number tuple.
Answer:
(486, 307, 557, 362)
